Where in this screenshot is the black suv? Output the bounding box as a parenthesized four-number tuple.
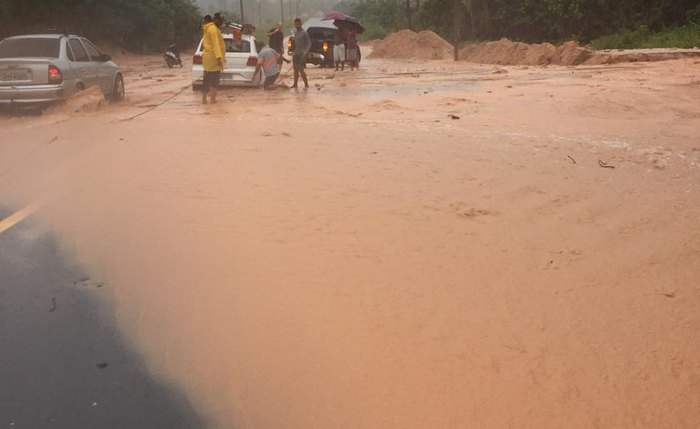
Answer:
(287, 18, 361, 68)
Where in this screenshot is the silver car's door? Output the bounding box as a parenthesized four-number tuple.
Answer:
(81, 39, 112, 93)
(67, 38, 92, 88)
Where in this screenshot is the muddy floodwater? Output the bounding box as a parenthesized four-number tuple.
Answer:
(1, 49, 699, 428)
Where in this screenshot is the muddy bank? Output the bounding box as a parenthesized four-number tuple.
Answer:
(2, 52, 700, 429)
(459, 37, 700, 66)
(371, 31, 700, 66)
(368, 30, 454, 60)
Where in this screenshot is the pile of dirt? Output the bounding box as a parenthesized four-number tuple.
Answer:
(369, 30, 454, 60)
(550, 41, 593, 65)
(586, 49, 700, 65)
(459, 38, 592, 66)
(459, 38, 700, 66)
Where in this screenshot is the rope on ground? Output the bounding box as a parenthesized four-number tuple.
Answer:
(121, 81, 195, 122)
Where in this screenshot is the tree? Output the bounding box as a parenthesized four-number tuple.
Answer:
(0, 0, 202, 52)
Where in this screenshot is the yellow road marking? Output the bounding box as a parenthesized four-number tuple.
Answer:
(0, 204, 40, 235)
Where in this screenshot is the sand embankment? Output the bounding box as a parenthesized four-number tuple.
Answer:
(369, 30, 700, 65)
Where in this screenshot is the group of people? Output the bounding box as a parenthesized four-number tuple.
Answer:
(332, 25, 359, 72)
(265, 18, 310, 90)
(199, 13, 359, 102)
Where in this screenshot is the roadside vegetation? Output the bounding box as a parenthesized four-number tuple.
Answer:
(592, 24, 700, 50)
(350, 0, 700, 49)
(1, 0, 698, 52)
(0, 0, 201, 52)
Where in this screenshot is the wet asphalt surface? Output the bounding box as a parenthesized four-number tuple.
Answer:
(0, 207, 205, 428)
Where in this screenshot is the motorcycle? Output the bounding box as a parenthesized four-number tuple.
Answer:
(164, 44, 182, 68)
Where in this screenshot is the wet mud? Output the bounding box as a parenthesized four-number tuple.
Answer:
(1, 48, 699, 428)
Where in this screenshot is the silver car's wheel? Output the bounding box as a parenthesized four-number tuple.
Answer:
(110, 75, 125, 102)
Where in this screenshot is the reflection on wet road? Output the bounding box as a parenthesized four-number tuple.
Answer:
(0, 208, 205, 428)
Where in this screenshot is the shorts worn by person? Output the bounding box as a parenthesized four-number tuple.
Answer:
(256, 45, 290, 90)
(292, 18, 310, 89)
(345, 28, 359, 71)
(333, 27, 346, 71)
(201, 14, 226, 104)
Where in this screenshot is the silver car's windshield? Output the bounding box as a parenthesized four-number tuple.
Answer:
(0, 38, 60, 58)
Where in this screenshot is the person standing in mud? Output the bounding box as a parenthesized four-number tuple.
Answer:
(333, 25, 346, 71)
(201, 13, 226, 104)
(292, 18, 310, 90)
(345, 27, 359, 71)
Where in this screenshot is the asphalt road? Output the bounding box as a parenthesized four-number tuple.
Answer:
(0, 207, 205, 428)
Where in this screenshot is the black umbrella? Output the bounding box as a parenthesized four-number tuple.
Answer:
(321, 11, 348, 21)
(321, 11, 365, 34)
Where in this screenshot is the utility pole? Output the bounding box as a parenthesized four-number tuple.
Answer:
(281, 0, 284, 30)
(259, 3, 262, 28)
(240, 0, 245, 23)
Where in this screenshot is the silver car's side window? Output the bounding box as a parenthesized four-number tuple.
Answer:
(82, 39, 102, 61)
(68, 39, 89, 62)
(65, 40, 76, 62)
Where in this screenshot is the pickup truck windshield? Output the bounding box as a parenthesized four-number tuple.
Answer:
(0, 38, 60, 58)
(307, 28, 336, 40)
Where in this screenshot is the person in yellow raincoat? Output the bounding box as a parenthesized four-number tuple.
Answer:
(201, 13, 226, 104)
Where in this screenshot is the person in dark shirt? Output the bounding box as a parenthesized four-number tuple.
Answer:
(267, 22, 284, 54)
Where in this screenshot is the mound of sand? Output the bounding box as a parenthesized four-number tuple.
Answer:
(586, 49, 700, 65)
(369, 30, 454, 60)
(459, 38, 700, 66)
(550, 41, 593, 65)
(459, 38, 591, 66)
(459, 38, 556, 66)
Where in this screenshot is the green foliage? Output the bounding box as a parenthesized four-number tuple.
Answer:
(592, 24, 700, 49)
(357, 0, 700, 46)
(351, 0, 405, 40)
(689, 5, 700, 25)
(0, 0, 202, 52)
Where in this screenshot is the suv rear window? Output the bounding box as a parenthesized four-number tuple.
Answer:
(0, 38, 60, 58)
(197, 38, 253, 54)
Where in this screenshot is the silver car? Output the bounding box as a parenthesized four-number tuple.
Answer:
(0, 34, 125, 105)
